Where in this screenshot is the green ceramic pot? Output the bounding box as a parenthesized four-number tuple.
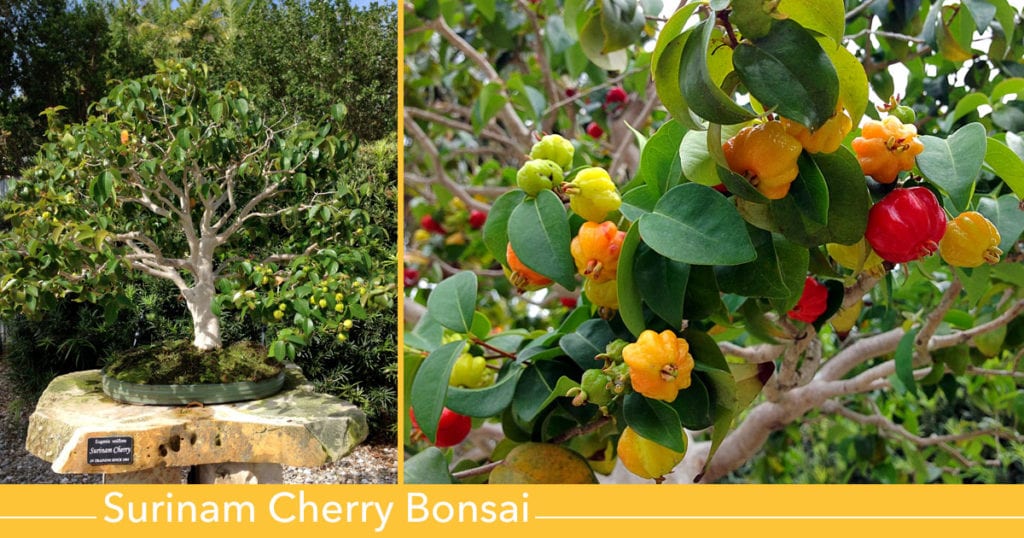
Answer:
(101, 370, 286, 405)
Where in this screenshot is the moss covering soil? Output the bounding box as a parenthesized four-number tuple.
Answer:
(102, 340, 282, 385)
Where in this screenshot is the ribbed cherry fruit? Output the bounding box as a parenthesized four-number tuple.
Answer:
(468, 209, 487, 230)
(409, 407, 471, 448)
(865, 187, 947, 264)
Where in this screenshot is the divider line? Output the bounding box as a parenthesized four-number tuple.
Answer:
(535, 515, 1024, 520)
(0, 516, 98, 520)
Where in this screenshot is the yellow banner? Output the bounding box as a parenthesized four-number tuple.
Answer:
(2, 484, 1024, 537)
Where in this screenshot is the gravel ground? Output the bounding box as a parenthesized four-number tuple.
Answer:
(0, 357, 397, 485)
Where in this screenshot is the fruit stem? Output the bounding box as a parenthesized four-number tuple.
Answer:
(471, 337, 519, 359)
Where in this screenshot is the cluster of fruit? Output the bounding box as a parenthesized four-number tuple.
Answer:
(727, 105, 1002, 336)
(507, 134, 624, 308)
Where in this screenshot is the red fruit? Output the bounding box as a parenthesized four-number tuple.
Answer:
(865, 187, 947, 263)
(420, 214, 445, 234)
(605, 86, 628, 105)
(586, 122, 604, 138)
(560, 297, 578, 309)
(468, 209, 487, 230)
(409, 407, 471, 448)
(787, 277, 829, 324)
(566, 88, 577, 98)
(404, 267, 420, 288)
(712, 183, 730, 195)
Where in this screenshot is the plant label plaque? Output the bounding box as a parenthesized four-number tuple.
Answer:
(87, 436, 134, 465)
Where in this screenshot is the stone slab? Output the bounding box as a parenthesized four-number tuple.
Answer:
(25, 364, 368, 475)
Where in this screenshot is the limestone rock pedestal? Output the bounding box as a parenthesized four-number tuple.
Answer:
(25, 364, 368, 484)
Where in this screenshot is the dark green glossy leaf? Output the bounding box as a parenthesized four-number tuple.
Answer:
(716, 226, 809, 301)
(680, 18, 757, 125)
(895, 328, 920, 394)
(560, 319, 616, 370)
(638, 183, 756, 266)
(600, 0, 646, 52)
(509, 190, 576, 290)
(404, 447, 454, 484)
(483, 189, 526, 266)
(446, 364, 525, 418)
(410, 340, 465, 444)
(668, 373, 713, 430)
(617, 224, 646, 337)
(791, 153, 829, 226)
(651, 5, 703, 129)
(426, 271, 478, 333)
(635, 245, 689, 330)
(512, 360, 581, 423)
(635, 119, 687, 195)
(733, 19, 839, 130)
(683, 265, 726, 322)
(623, 392, 686, 452)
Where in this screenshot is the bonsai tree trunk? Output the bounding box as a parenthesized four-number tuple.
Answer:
(180, 256, 222, 352)
(182, 282, 222, 351)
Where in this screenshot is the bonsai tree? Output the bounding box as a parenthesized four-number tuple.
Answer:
(404, 0, 1024, 484)
(0, 59, 365, 367)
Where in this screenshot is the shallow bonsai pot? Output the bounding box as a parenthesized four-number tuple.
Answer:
(101, 370, 287, 406)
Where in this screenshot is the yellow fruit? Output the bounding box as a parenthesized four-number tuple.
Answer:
(488, 443, 597, 484)
(827, 238, 885, 275)
(616, 426, 686, 480)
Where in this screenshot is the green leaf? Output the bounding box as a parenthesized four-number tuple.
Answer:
(769, 147, 870, 247)
(508, 190, 576, 290)
(600, 0, 646, 52)
(623, 392, 686, 452)
(560, 319, 616, 370)
(991, 78, 1024, 103)
(716, 226, 809, 301)
(819, 38, 869, 128)
(635, 119, 687, 195)
(679, 129, 718, 185)
(778, 0, 846, 45)
(682, 327, 731, 371)
(90, 171, 115, 206)
(635, 245, 689, 329)
(651, 4, 703, 129)
(617, 224, 646, 337)
(410, 340, 466, 444)
(791, 152, 829, 226)
(730, 0, 775, 39)
(983, 137, 1024, 199)
(700, 367, 738, 476)
(895, 328, 920, 395)
(426, 271, 478, 333)
(446, 364, 525, 418)
(512, 360, 580, 424)
(952, 93, 991, 124)
(680, 17, 757, 125)
(403, 447, 454, 484)
(482, 189, 526, 266)
(683, 265, 726, 322)
(580, 11, 629, 71)
(977, 194, 1024, 255)
(638, 183, 756, 266)
(667, 373, 713, 430)
(620, 183, 660, 220)
(733, 19, 839, 130)
(917, 123, 987, 212)
(470, 311, 492, 340)
(471, 83, 507, 134)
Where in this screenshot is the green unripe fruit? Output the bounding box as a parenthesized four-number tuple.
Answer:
(529, 134, 574, 170)
(516, 159, 563, 196)
(579, 369, 614, 406)
(890, 105, 916, 124)
(449, 353, 497, 389)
